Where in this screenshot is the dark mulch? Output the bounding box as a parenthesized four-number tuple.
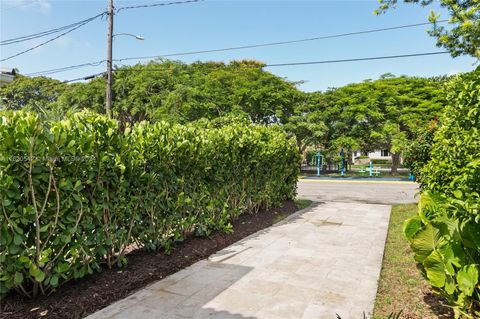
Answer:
(423, 292, 454, 319)
(1, 200, 301, 319)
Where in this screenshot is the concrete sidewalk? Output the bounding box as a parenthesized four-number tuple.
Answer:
(87, 201, 391, 319)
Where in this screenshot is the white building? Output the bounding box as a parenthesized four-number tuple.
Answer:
(352, 149, 391, 163)
(0, 68, 16, 87)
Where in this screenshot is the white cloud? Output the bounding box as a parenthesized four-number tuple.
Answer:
(2, 0, 51, 13)
(37, 0, 51, 13)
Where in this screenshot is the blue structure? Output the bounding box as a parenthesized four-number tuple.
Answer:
(340, 149, 345, 177)
(315, 151, 322, 177)
(369, 160, 373, 177)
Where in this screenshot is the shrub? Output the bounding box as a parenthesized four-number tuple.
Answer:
(0, 111, 300, 298)
(371, 159, 391, 164)
(403, 122, 437, 184)
(403, 68, 480, 318)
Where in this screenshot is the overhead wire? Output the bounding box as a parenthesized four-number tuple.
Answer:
(64, 72, 105, 83)
(1, 12, 107, 46)
(25, 19, 448, 76)
(1, 0, 201, 46)
(0, 12, 107, 62)
(263, 51, 450, 67)
(27, 61, 106, 76)
(64, 51, 450, 82)
(114, 20, 449, 63)
(116, 0, 203, 12)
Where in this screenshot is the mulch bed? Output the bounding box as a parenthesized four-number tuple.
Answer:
(1, 200, 301, 319)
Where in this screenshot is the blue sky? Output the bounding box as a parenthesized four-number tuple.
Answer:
(0, 0, 477, 91)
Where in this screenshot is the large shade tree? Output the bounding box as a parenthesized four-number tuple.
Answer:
(314, 75, 447, 173)
(56, 60, 303, 127)
(0, 76, 67, 115)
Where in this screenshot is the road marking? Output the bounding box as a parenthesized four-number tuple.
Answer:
(299, 179, 417, 185)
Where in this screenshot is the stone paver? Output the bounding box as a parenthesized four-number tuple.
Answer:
(87, 200, 392, 319)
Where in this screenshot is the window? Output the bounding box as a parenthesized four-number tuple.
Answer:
(381, 150, 389, 157)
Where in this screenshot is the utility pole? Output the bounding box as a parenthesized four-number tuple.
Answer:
(105, 0, 114, 118)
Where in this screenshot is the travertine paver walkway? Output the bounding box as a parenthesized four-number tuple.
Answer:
(87, 201, 391, 319)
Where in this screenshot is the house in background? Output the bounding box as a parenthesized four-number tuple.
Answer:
(352, 149, 392, 164)
(0, 68, 17, 87)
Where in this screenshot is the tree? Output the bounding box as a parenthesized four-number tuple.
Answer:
(315, 76, 447, 173)
(56, 60, 303, 127)
(0, 76, 67, 113)
(283, 92, 327, 154)
(375, 0, 480, 59)
(403, 120, 438, 183)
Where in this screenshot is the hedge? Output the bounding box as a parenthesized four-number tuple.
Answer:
(403, 68, 480, 318)
(0, 111, 300, 298)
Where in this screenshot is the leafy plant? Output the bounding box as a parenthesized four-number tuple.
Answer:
(375, 0, 480, 59)
(403, 121, 437, 184)
(403, 67, 480, 318)
(0, 111, 300, 298)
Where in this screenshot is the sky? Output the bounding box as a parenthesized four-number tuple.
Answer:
(0, 0, 477, 92)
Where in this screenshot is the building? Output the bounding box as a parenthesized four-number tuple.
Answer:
(352, 149, 392, 164)
(0, 68, 17, 87)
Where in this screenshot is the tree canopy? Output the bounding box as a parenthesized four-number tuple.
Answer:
(0, 76, 67, 114)
(54, 60, 302, 126)
(375, 0, 480, 59)
(314, 75, 447, 171)
(0, 60, 449, 168)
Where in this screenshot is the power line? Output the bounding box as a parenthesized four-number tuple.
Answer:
(64, 72, 105, 83)
(0, 12, 107, 46)
(27, 61, 106, 76)
(115, 20, 449, 63)
(116, 0, 203, 12)
(263, 51, 450, 67)
(25, 19, 448, 76)
(64, 51, 450, 82)
(0, 12, 106, 62)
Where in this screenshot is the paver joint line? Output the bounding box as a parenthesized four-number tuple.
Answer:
(86, 198, 394, 319)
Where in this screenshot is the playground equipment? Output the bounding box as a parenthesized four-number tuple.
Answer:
(308, 151, 323, 177)
(315, 151, 322, 177)
(340, 149, 345, 177)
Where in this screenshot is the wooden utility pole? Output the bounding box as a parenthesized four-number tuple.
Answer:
(105, 0, 114, 118)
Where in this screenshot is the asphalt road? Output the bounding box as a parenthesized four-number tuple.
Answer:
(297, 179, 418, 205)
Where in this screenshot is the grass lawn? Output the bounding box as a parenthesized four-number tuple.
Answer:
(373, 204, 453, 319)
(294, 198, 312, 210)
(301, 171, 409, 178)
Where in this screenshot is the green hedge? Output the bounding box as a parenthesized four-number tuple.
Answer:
(0, 111, 300, 298)
(371, 159, 391, 164)
(403, 124, 437, 184)
(403, 68, 480, 318)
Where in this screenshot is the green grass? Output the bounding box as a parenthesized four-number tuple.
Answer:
(351, 164, 405, 168)
(373, 204, 452, 319)
(294, 198, 312, 210)
(301, 171, 409, 178)
(271, 199, 312, 224)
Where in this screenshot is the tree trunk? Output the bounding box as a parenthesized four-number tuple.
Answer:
(391, 153, 400, 174)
